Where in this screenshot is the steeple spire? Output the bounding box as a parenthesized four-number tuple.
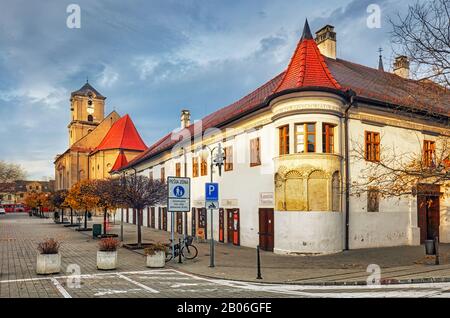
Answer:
(378, 48, 384, 71)
(301, 19, 313, 40)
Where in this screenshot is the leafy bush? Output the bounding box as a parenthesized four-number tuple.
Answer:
(99, 238, 120, 252)
(37, 238, 60, 254)
(144, 243, 167, 256)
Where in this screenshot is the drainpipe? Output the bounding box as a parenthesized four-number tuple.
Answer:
(344, 89, 356, 251)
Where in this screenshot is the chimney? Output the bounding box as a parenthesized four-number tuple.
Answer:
(393, 55, 410, 79)
(180, 109, 190, 128)
(315, 25, 336, 59)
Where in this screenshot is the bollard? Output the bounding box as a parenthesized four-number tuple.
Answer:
(435, 236, 440, 265)
(178, 238, 183, 264)
(256, 245, 262, 280)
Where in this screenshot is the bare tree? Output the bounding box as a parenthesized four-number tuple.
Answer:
(391, 0, 450, 88)
(351, 135, 449, 198)
(120, 174, 166, 248)
(92, 179, 122, 236)
(0, 161, 26, 191)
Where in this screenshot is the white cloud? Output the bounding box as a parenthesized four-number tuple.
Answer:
(98, 65, 119, 87)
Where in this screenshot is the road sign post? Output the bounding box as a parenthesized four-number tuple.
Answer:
(205, 182, 219, 268)
(167, 177, 191, 262)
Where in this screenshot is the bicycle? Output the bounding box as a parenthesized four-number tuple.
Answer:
(165, 236, 198, 262)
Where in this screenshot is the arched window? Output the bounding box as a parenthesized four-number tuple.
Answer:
(285, 170, 306, 211)
(308, 170, 328, 211)
(332, 172, 341, 212)
(87, 115, 93, 122)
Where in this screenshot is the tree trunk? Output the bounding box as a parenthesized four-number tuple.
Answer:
(60, 208, 64, 223)
(137, 208, 142, 248)
(103, 208, 107, 235)
(84, 209, 88, 229)
(70, 208, 73, 225)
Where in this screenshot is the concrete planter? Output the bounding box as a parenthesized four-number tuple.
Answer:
(36, 253, 61, 275)
(146, 251, 165, 268)
(97, 251, 117, 270)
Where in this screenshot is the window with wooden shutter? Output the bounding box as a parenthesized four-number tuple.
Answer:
(279, 125, 290, 155)
(250, 137, 261, 167)
(224, 146, 233, 171)
(295, 123, 316, 153)
(322, 124, 335, 154)
(160, 167, 165, 183)
(192, 157, 199, 177)
(364, 131, 380, 162)
(201, 156, 208, 176)
(423, 140, 436, 167)
(175, 163, 181, 177)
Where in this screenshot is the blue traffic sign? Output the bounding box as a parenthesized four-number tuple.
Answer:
(205, 183, 219, 201)
(173, 186, 185, 198)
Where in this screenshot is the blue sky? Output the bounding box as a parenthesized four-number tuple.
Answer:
(0, 0, 420, 180)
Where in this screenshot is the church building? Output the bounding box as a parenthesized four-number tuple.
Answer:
(54, 82, 147, 190)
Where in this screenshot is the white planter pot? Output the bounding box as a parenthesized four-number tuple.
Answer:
(97, 251, 118, 270)
(36, 253, 61, 275)
(146, 251, 165, 268)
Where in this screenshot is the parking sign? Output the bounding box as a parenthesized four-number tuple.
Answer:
(205, 183, 219, 210)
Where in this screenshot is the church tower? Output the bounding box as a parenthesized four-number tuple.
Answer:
(68, 81, 106, 146)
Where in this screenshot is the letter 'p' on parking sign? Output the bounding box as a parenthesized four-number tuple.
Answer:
(205, 183, 218, 201)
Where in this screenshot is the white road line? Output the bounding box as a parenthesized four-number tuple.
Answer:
(117, 273, 159, 293)
(50, 278, 72, 298)
(0, 269, 173, 284)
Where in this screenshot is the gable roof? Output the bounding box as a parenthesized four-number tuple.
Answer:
(94, 114, 147, 153)
(110, 150, 129, 173)
(121, 21, 450, 171)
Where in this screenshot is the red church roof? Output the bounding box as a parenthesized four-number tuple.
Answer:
(275, 19, 341, 92)
(110, 150, 129, 173)
(95, 114, 147, 152)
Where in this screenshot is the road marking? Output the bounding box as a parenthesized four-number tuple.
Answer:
(50, 278, 72, 298)
(116, 274, 159, 293)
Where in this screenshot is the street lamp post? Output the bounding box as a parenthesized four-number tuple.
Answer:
(202, 143, 225, 268)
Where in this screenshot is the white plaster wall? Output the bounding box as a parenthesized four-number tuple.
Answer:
(274, 212, 343, 254)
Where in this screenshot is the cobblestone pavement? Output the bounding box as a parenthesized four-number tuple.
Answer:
(1, 213, 450, 298)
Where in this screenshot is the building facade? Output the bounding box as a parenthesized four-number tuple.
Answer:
(54, 82, 147, 190)
(117, 21, 450, 255)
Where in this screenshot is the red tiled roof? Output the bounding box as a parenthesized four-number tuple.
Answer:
(121, 21, 449, 171)
(275, 20, 341, 92)
(95, 114, 147, 152)
(110, 150, 128, 173)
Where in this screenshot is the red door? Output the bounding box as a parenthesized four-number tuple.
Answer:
(259, 208, 274, 252)
(226, 209, 240, 246)
(191, 208, 196, 237)
(219, 208, 225, 243)
(198, 208, 207, 240)
(163, 208, 167, 231)
(176, 212, 183, 234)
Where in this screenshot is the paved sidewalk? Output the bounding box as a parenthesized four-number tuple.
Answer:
(98, 216, 450, 285)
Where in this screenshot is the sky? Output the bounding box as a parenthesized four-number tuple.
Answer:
(0, 0, 422, 180)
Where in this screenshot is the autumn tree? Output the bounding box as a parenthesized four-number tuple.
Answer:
(65, 180, 99, 230)
(121, 174, 166, 248)
(51, 190, 68, 223)
(25, 192, 51, 217)
(92, 179, 122, 236)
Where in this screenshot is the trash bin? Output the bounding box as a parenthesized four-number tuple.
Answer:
(93, 224, 102, 238)
(425, 239, 436, 255)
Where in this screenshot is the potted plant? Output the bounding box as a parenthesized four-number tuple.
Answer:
(36, 238, 61, 275)
(97, 238, 120, 270)
(144, 243, 167, 268)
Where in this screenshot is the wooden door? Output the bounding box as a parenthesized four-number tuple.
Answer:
(147, 208, 150, 227)
(227, 209, 234, 243)
(259, 208, 274, 251)
(163, 207, 167, 231)
(132, 209, 137, 225)
(158, 207, 162, 230)
(126, 208, 129, 223)
(219, 208, 225, 243)
(176, 212, 183, 234)
(151, 207, 155, 228)
(198, 208, 207, 240)
(417, 185, 440, 243)
(227, 209, 240, 246)
(191, 208, 196, 237)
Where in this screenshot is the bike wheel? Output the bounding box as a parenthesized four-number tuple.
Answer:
(165, 252, 173, 262)
(181, 245, 198, 260)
